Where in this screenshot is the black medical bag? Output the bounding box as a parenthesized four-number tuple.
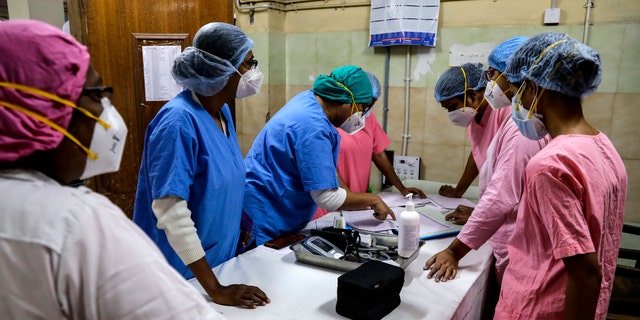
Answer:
(336, 260, 404, 320)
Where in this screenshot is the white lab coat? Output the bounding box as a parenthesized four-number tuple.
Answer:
(0, 169, 224, 320)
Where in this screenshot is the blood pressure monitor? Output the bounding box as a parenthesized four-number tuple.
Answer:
(302, 236, 345, 259)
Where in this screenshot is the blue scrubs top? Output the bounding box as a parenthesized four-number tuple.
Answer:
(134, 90, 244, 279)
(244, 90, 341, 245)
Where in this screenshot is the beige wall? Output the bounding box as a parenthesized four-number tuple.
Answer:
(7, 0, 65, 28)
(235, 0, 640, 222)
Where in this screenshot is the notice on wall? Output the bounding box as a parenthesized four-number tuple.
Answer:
(142, 45, 183, 101)
(369, 0, 440, 47)
(448, 42, 496, 67)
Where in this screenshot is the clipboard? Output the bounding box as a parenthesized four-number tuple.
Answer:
(415, 206, 462, 240)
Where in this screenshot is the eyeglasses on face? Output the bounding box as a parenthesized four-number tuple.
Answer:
(82, 86, 113, 100)
(362, 102, 373, 115)
(243, 58, 258, 69)
(484, 68, 498, 81)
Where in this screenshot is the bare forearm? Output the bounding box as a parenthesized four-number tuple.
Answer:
(338, 191, 383, 211)
(448, 237, 472, 260)
(563, 253, 601, 319)
(372, 151, 403, 190)
(454, 153, 479, 195)
(188, 257, 222, 299)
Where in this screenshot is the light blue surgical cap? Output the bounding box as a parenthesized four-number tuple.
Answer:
(505, 32, 602, 98)
(171, 22, 254, 96)
(488, 36, 529, 73)
(365, 71, 381, 100)
(434, 63, 486, 102)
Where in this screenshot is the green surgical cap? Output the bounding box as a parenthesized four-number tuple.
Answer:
(313, 65, 372, 104)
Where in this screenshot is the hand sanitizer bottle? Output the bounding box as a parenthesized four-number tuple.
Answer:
(398, 193, 420, 258)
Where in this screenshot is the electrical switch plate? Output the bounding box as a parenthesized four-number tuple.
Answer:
(544, 8, 561, 25)
(393, 155, 420, 181)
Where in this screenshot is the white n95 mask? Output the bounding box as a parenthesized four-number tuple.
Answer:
(236, 66, 264, 99)
(339, 112, 366, 135)
(80, 97, 128, 180)
(447, 108, 477, 127)
(484, 80, 511, 110)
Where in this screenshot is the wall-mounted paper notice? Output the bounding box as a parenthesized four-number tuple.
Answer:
(142, 45, 183, 101)
(448, 42, 496, 67)
(369, 0, 440, 47)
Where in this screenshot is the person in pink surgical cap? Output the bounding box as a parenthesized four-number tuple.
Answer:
(0, 20, 224, 319)
(496, 32, 627, 320)
(424, 36, 548, 318)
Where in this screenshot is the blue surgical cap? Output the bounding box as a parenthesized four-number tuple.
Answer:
(488, 36, 529, 73)
(171, 22, 254, 96)
(434, 63, 486, 102)
(365, 72, 381, 100)
(505, 32, 602, 98)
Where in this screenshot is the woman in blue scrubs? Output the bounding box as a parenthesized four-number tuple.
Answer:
(244, 65, 395, 246)
(133, 22, 269, 308)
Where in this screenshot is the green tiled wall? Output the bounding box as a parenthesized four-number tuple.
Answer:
(243, 22, 640, 222)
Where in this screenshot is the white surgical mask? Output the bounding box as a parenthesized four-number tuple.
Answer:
(448, 107, 477, 127)
(510, 83, 548, 140)
(484, 80, 511, 110)
(236, 66, 263, 99)
(445, 66, 479, 127)
(80, 97, 127, 179)
(339, 111, 366, 135)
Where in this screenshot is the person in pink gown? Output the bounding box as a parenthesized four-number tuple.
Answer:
(435, 63, 511, 203)
(425, 36, 546, 285)
(495, 32, 627, 320)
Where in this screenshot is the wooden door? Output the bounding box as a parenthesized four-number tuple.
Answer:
(67, 0, 234, 217)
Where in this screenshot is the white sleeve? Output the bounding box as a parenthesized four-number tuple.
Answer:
(59, 192, 225, 320)
(310, 188, 347, 212)
(152, 196, 205, 265)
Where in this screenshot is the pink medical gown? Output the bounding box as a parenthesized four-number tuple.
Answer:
(467, 107, 510, 169)
(313, 113, 390, 219)
(457, 118, 548, 283)
(495, 133, 627, 320)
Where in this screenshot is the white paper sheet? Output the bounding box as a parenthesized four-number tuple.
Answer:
(376, 192, 432, 207)
(342, 208, 402, 232)
(343, 207, 452, 235)
(142, 45, 183, 101)
(426, 194, 476, 210)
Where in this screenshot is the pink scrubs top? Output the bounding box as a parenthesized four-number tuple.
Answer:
(495, 133, 627, 320)
(467, 107, 510, 169)
(457, 118, 548, 283)
(312, 113, 390, 219)
(336, 113, 390, 193)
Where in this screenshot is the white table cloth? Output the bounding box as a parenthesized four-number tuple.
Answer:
(189, 180, 493, 319)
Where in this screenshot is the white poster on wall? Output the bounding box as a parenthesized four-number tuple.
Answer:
(369, 0, 440, 47)
(142, 45, 183, 102)
(448, 42, 496, 67)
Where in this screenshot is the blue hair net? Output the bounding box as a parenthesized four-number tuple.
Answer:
(505, 32, 601, 98)
(488, 36, 529, 73)
(434, 63, 485, 102)
(365, 71, 381, 100)
(171, 22, 254, 96)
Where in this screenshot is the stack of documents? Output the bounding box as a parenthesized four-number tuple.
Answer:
(341, 192, 477, 239)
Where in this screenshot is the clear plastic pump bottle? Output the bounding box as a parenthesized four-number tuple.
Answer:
(398, 193, 420, 258)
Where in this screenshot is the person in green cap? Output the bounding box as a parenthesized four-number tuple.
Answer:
(243, 65, 395, 246)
